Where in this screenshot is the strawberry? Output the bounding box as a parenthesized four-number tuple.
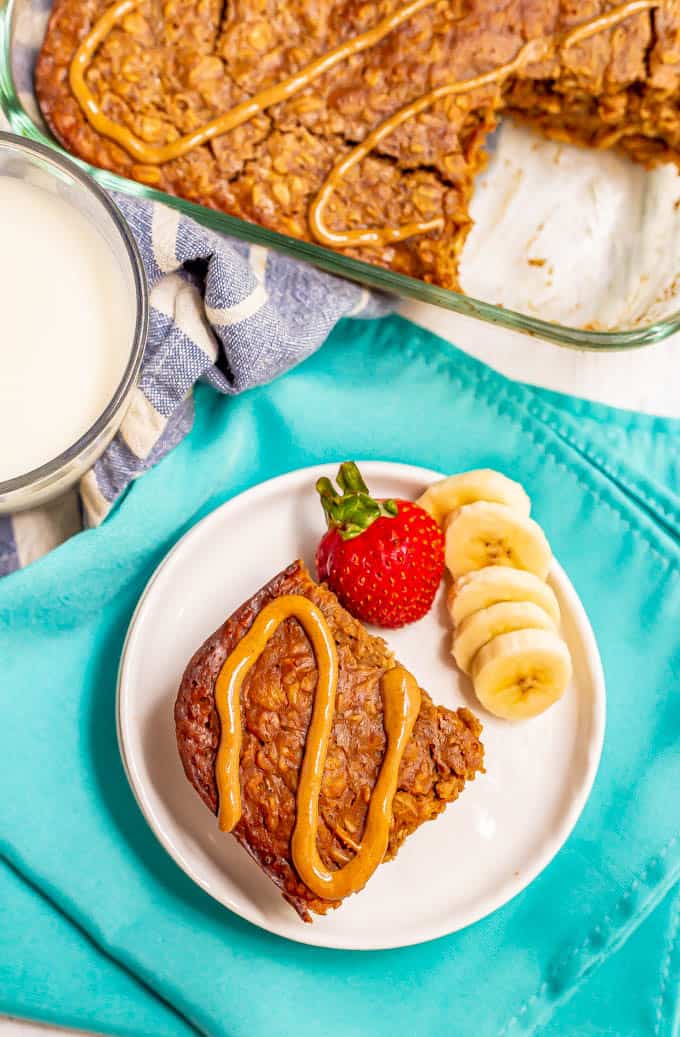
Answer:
(315, 462, 445, 628)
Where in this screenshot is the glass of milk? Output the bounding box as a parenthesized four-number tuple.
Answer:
(0, 132, 148, 512)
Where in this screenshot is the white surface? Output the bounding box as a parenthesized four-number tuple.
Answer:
(0, 176, 133, 481)
(0, 1028, 92, 1037)
(117, 462, 604, 950)
(400, 299, 680, 418)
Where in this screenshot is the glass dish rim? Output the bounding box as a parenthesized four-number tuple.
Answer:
(2, 0, 680, 352)
(0, 129, 149, 497)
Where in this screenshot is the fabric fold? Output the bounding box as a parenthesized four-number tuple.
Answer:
(0, 858, 198, 1037)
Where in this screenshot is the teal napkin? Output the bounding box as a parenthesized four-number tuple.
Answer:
(1, 315, 679, 1036)
(543, 882, 680, 1037)
(0, 861, 196, 1037)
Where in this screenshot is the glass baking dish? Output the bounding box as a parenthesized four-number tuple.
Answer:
(4, 0, 680, 351)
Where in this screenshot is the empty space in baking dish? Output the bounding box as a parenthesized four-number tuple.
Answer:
(463, 120, 680, 330)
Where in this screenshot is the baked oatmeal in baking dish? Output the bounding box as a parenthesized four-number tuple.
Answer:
(35, 0, 680, 290)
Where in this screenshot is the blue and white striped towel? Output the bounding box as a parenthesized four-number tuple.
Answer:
(0, 188, 387, 577)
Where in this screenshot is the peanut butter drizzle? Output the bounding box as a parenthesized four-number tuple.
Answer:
(69, 0, 437, 165)
(309, 0, 659, 247)
(70, 0, 658, 246)
(213, 593, 421, 900)
(293, 664, 420, 901)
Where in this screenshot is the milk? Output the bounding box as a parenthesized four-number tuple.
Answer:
(0, 176, 135, 482)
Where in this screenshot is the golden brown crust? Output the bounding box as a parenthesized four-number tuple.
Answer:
(35, 0, 504, 288)
(174, 560, 484, 921)
(504, 1, 680, 166)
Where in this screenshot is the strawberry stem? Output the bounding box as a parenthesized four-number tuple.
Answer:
(336, 462, 369, 495)
(316, 462, 398, 541)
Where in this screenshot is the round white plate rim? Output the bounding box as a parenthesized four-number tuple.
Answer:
(116, 460, 606, 951)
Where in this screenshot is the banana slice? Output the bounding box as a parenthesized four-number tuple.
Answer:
(416, 469, 531, 527)
(445, 501, 552, 580)
(448, 565, 561, 627)
(471, 628, 572, 720)
(452, 600, 557, 674)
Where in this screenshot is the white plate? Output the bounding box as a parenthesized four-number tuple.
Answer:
(117, 462, 605, 950)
